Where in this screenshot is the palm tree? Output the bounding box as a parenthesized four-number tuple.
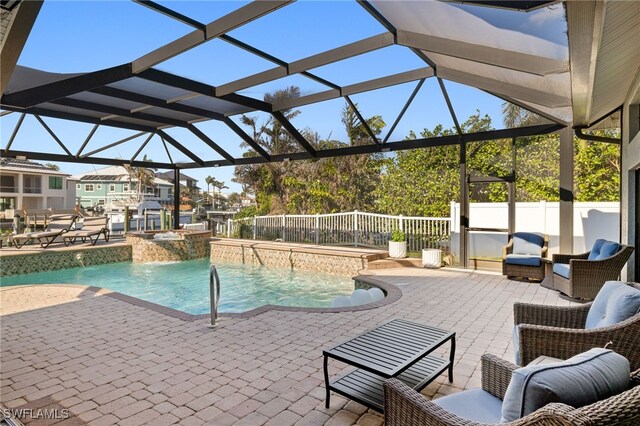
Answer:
(502, 102, 536, 128)
(205, 175, 215, 206)
(212, 179, 228, 210)
(124, 155, 156, 202)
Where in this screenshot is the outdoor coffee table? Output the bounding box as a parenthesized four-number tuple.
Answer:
(323, 318, 455, 412)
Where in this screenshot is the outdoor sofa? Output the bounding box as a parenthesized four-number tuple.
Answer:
(502, 232, 548, 281)
(12, 214, 77, 249)
(551, 239, 634, 300)
(63, 216, 110, 246)
(384, 349, 640, 426)
(513, 281, 640, 371)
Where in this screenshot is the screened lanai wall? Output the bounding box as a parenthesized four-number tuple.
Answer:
(1, 0, 639, 277)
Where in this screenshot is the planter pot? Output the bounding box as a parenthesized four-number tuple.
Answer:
(422, 248, 442, 268)
(389, 241, 407, 259)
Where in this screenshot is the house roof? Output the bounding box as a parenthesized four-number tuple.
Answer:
(0, 156, 68, 175)
(156, 171, 198, 182)
(70, 165, 173, 186)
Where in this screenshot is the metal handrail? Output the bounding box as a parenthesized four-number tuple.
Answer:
(209, 265, 221, 328)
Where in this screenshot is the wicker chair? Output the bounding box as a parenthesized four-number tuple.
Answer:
(384, 353, 640, 426)
(514, 282, 640, 370)
(502, 233, 549, 281)
(551, 245, 634, 300)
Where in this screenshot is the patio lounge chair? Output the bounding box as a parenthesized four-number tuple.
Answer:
(502, 232, 548, 281)
(551, 239, 634, 300)
(62, 216, 110, 246)
(513, 281, 640, 370)
(384, 350, 640, 426)
(12, 214, 77, 249)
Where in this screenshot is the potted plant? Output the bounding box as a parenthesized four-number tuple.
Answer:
(389, 229, 407, 259)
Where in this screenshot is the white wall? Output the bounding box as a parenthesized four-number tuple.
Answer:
(450, 201, 620, 259)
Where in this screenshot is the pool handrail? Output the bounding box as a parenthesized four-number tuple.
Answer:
(209, 265, 221, 328)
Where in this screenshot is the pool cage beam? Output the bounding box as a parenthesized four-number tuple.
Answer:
(76, 124, 100, 157)
(173, 168, 180, 230)
(383, 78, 425, 144)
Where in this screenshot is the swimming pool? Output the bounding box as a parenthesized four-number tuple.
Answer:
(0, 259, 355, 314)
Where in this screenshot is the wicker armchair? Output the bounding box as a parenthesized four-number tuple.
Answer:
(551, 245, 634, 300)
(502, 233, 549, 281)
(514, 282, 640, 370)
(384, 353, 640, 426)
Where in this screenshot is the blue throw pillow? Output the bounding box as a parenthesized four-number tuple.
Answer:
(588, 239, 607, 260)
(596, 242, 620, 260)
(501, 348, 630, 422)
(585, 281, 640, 329)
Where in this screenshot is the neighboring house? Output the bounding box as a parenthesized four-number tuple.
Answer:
(70, 165, 173, 209)
(0, 157, 75, 218)
(156, 171, 199, 201)
(240, 196, 256, 208)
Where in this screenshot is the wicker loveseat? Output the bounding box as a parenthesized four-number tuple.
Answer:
(513, 282, 640, 370)
(551, 241, 634, 300)
(384, 353, 640, 426)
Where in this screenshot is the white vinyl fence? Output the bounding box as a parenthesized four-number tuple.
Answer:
(225, 211, 451, 252)
(450, 201, 620, 259)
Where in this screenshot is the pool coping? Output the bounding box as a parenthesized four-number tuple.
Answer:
(0, 275, 402, 321)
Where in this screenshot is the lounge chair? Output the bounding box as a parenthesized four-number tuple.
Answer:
(513, 281, 640, 370)
(63, 216, 110, 246)
(502, 232, 548, 281)
(551, 239, 634, 300)
(384, 350, 640, 426)
(12, 214, 77, 249)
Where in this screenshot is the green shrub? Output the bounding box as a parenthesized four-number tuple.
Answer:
(390, 229, 406, 242)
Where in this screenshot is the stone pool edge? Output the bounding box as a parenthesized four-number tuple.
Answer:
(1, 276, 402, 321)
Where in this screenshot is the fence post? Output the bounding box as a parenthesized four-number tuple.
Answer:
(315, 214, 320, 245)
(124, 206, 130, 233)
(399, 214, 404, 232)
(227, 218, 231, 237)
(252, 216, 257, 240)
(540, 200, 547, 235)
(282, 214, 286, 241)
(354, 210, 359, 247)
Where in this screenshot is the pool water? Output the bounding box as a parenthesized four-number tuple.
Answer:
(0, 259, 355, 314)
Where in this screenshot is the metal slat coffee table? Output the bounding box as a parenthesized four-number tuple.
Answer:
(323, 319, 455, 412)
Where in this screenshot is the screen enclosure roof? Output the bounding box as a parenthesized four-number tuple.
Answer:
(1, 0, 638, 170)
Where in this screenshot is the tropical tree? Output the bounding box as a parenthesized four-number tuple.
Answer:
(124, 155, 156, 201)
(213, 179, 228, 210)
(501, 102, 537, 128)
(574, 135, 620, 201)
(205, 175, 215, 205)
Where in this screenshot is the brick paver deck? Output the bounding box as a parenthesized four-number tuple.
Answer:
(0, 268, 571, 425)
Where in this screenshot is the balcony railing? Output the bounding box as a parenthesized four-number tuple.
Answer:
(22, 186, 42, 194)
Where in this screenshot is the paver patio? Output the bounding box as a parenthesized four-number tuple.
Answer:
(0, 267, 572, 425)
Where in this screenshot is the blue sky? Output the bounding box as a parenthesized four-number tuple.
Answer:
(1, 1, 566, 194)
